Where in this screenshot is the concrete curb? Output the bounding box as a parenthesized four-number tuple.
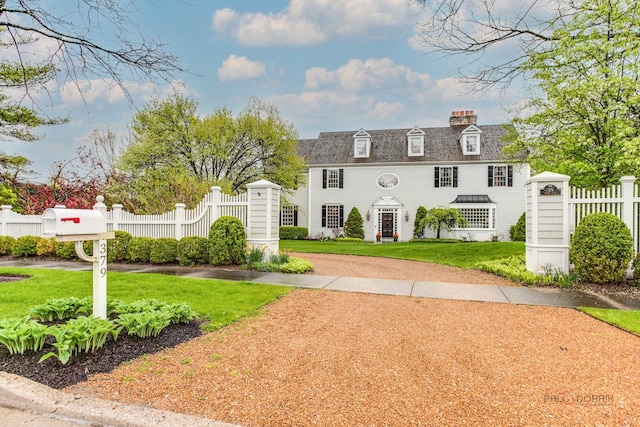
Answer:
(0, 372, 239, 427)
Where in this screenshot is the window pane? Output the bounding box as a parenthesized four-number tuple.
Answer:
(440, 167, 453, 187)
(281, 206, 296, 226)
(493, 166, 507, 186)
(465, 135, 478, 153)
(327, 169, 339, 188)
(459, 208, 490, 229)
(326, 204, 341, 229)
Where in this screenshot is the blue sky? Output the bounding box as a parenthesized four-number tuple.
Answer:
(2, 0, 522, 179)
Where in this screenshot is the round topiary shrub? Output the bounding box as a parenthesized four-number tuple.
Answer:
(150, 238, 178, 264)
(178, 236, 209, 266)
(0, 236, 15, 255)
(569, 212, 633, 284)
(208, 216, 246, 265)
(509, 212, 526, 242)
(343, 207, 364, 239)
(127, 237, 155, 263)
(11, 235, 41, 257)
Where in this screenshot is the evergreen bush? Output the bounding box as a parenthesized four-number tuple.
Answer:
(108, 231, 132, 263)
(343, 207, 364, 239)
(11, 236, 40, 257)
(413, 206, 427, 238)
(0, 236, 15, 255)
(127, 237, 155, 263)
(35, 238, 57, 257)
(509, 212, 526, 241)
(178, 236, 209, 266)
(55, 241, 77, 260)
(149, 238, 178, 264)
(208, 216, 246, 265)
(569, 212, 633, 284)
(279, 226, 308, 240)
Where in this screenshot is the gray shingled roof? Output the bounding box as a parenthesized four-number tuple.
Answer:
(297, 124, 510, 165)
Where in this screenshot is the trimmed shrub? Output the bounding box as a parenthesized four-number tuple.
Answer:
(55, 241, 77, 260)
(279, 226, 308, 240)
(509, 212, 526, 242)
(107, 231, 132, 263)
(413, 206, 427, 238)
(11, 236, 40, 257)
(127, 237, 155, 263)
(208, 216, 246, 265)
(0, 236, 15, 255)
(36, 238, 57, 257)
(178, 236, 209, 266)
(569, 212, 633, 284)
(150, 238, 178, 264)
(633, 252, 640, 281)
(343, 207, 364, 239)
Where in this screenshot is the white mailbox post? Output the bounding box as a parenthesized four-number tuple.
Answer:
(42, 198, 115, 319)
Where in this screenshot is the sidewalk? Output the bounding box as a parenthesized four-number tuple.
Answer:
(0, 258, 639, 426)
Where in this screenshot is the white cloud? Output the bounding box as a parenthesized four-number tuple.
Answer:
(217, 55, 267, 82)
(305, 58, 431, 92)
(212, 0, 410, 46)
(372, 102, 405, 119)
(60, 79, 155, 105)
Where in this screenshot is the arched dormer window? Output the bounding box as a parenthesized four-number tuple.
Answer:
(458, 125, 482, 155)
(406, 126, 425, 156)
(353, 129, 371, 158)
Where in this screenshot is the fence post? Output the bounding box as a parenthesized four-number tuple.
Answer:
(175, 203, 186, 240)
(525, 172, 571, 274)
(246, 180, 281, 260)
(620, 176, 636, 236)
(0, 205, 12, 236)
(111, 204, 123, 231)
(209, 186, 222, 223)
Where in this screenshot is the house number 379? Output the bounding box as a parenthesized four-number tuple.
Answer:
(99, 241, 107, 278)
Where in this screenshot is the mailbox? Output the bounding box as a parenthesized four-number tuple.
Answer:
(42, 208, 107, 238)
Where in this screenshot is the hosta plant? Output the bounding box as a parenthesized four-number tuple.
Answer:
(0, 316, 48, 354)
(29, 297, 92, 322)
(116, 311, 173, 338)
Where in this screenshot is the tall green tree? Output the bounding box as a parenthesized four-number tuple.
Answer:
(417, 0, 640, 188)
(119, 94, 306, 213)
(343, 207, 364, 239)
(507, 0, 640, 188)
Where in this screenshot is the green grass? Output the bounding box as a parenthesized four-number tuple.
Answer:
(281, 240, 525, 269)
(0, 268, 291, 330)
(579, 307, 640, 335)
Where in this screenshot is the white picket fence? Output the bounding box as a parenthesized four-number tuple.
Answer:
(569, 176, 640, 252)
(0, 186, 248, 240)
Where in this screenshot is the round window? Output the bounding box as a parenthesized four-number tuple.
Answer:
(377, 173, 399, 189)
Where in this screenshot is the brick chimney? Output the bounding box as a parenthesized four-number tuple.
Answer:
(449, 110, 477, 126)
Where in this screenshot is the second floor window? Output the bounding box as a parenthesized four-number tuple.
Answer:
(322, 168, 344, 189)
(488, 165, 513, 187)
(434, 166, 458, 188)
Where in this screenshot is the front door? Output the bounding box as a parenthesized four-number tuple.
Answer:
(381, 213, 394, 237)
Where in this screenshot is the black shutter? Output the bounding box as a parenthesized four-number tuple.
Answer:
(279, 210, 282, 226)
(488, 166, 494, 187)
(453, 166, 458, 188)
(434, 167, 440, 188)
(339, 168, 344, 188)
(322, 169, 327, 189)
(339, 205, 344, 227)
(507, 165, 513, 187)
(293, 206, 298, 226)
(322, 205, 327, 227)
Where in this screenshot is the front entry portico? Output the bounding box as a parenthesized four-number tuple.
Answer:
(372, 195, 404, 241)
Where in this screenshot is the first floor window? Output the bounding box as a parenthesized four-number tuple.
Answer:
(280, 205, 298, 226)
(456, 207, 496, 229)
(322, 204, 344, 228)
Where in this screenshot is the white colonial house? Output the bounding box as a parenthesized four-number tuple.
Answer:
(282, 111, 530, 242)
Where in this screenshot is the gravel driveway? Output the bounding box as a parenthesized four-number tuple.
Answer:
(65, 255, 640, 426)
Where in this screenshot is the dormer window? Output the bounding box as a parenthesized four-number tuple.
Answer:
(406, 126, 425, 156)
(458, 125, 482, 155)
(353, 129, 371, 158)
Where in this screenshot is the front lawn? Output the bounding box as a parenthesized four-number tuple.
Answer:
(0, 268, 291, 330)
(280, 240, 525, 269)
(579, 307, 640, 335)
